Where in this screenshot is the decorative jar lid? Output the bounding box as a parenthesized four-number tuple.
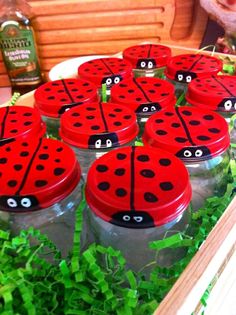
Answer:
(143, 106, 230, 161)
(34, 78, 98, 118)
(165, 54, 222, 83)
(186, 75, 236, 112)
(0, 138, 81, 212)
(77, 57, 133, 88)
(122, 43, 172, 70)
(0, 105, 45, 146)
(60, 102, 139, 149)
(86, 146, 191, 228)
(110, 77, 176, 116)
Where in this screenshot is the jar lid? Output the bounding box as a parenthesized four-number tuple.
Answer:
(86, 146, 191, 228)
(165, 54, 222, 83)
(123, 43, 171, 69)
(0, 105, 46, 146)
(34, 78, 98, 118)
(60, 102, 139, 149)
(0, 138, 81, 212)
(77, 57, 133, 88)
(143, 106, 230, 161)
(110, 77, 176, 116)
(186, 75, 236, 112)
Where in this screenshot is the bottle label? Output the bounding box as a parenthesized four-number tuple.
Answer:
(0, 21, 41, 84)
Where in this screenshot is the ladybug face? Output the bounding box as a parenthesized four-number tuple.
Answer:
(136, 59, 156, 70)
(176, 146, 211, 159)
(175, 70, 197, 83)
(88, 133, 119, 149)
(0, 195, 39, 211)
(136, 102, 161, 114)
(111, 211, 154, 228)
(218, 98, 236, 111)
(101, 74, 122, 88)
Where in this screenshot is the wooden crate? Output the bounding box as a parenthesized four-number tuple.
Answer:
(0, 0, 208, 86)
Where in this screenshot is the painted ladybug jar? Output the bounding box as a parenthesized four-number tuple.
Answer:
(59, 101, 139, 177)
(110, 76, 176, 136)
(165, 54, 223, 97)
(143, 106, 231, 211)
(122, 43, 172, 78)
(77, 57, 133, 97)
(83, 146, 192, 272)
(34, 78, 98, 138)
(0, 137, 83, 256)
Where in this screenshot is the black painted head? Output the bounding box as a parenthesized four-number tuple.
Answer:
(0, 195, 39, 212)
(176, 146, 211, 161)
(88, 133, 119, 149)
(175, 71, 197, 83)
(101, 75, 122, 88)
(58, 102, 83, 115)
(135, 102, 161, 115)
(218, 97, 236, 112)
(136, 58, 156, 70)
(111, 211, 155, 228)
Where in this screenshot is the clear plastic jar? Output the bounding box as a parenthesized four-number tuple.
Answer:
(59, 102, 139, 178)
(143, 106, 230, 211)
(0, 137, 82, 257)
(34, 78, 98, 139)
(83, 146, 192, 272)
(122, 43, 171, 79)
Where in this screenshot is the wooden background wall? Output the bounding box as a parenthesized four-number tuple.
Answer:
(0, 0, 208, 87)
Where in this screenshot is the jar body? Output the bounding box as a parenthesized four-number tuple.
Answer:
(0, 180, 83, 257)
(185, 149, 231, 211)
(167, 79, 187, 101)
(133, 67, 165, 79)
(82, 206, 190, 272)
(42, 115, 60, 139)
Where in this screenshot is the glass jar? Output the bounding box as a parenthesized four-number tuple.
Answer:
(0, 105, 45, 145)
(34, 78, 98, 139)
(77, 57, 133, 99)
(59, 102, 139, 178)
(143, 106, 231, 211)
(83, 146, 192, 272)
(0, 137, 82, 257)
(122, 43, 172, 78)
(110, 76, 176, 137)
(165, 54, 223, 99)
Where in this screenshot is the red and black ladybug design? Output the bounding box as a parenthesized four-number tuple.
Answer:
(0, 137, 81, 212)
(34, 78, 98, 117)
(78, 57, 133, 88)
(165, 54, 223, 84)
(110, 77, 176, 116)
(86, 146, 192, 228)
(0, 105, 45, 147)
(60, 102, 138, 149)
(186, 75, 236, 112)
(123, 44, 171, 70)
(142, 106, 230, 161)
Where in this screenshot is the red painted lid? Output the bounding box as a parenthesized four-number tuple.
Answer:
(34, 78, 98, 118)
(77, 57, 133, 88)
(60, 102, 139, 149)
(186, 75, 236, 112)
(0, 105, 46, 146)
(165, 54, 223, 83)
(143, 106, 230, 161)
(86, 146, 192, 228)
(123, 43, 172, 69)
(0, 138, 81, 212)
(110, 77, 176, 116)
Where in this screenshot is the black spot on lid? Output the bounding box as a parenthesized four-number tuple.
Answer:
(24, 122, 32, 126)
(35, 180, 48, 187)
(23, 112, 32, 117)
(14, 164, 23, 171)
(137, 154, 150, 162)
(197, 135, 211, 141)
(36, 164, 44, 171)
(98, 181, 110, 191)
(117, 153, 127, 160)
(149, 90, 156, 93)
(114, 168, 125, 176)
(159, 158, 171, 166)
(54, 168, 65, 176)
(91, 125, 100, 130)
(208, 128, 220, 133)
(203, 115, 214, 120)
(156, 130, 167, 136)
(160, 182, 173, 191)
(20, 151, 29, 157)
(48, 96, 55, 100)
(144, 192, 158, 203)
(10, 129, 18, 133)
(116, 188, 127, 197)
(8, 180, 17, 187)
(128, 89, 135, 93)
(175, 137, 188, 143)
(56, 147, 63, 152)
(182, 110, 192, 116)
(189, 120, 200, 126)
(39, 154, 49, 160)
(155, 119, 164, 123)
(136, 97, 142, 101)
(172, 122, 181, 128)
(114, 108, 122, 112)
(74, 122, 82, 127)
(123, 115, 131, 119)
(72, 112, 80, 117)
(140, 169, 155, 178)
(86, 115, 95, 120)
(114, 121, 122, 126)
(96, 165, 108, 172)
(165, 112, 174, 116)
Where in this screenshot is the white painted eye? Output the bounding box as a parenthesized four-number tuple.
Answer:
(7, 198, 17, 208)
(21, 197, 32, 208)
(184, 150, 192, 157)
(224, 100, 232, 110)
(142, 106, 149, 112)
(134, 216, 143, 223)
(195, 149, 203, 157)
(234, 102, 236, 110)
(186, 76, 192, 83)
(148, 61, 153, 69)
(178, 74, 183, 81)
(105, 78, 112, 85)
(151, 106, 156, 111)
(140, 61, 146, 68)
(95, 139, 102, 148)
(123, 215, 131, 221)
(114, 77, 120, 84)
(106, 139, 112, 147)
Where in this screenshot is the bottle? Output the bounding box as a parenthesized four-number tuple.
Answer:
(0, 0, 43, 95)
